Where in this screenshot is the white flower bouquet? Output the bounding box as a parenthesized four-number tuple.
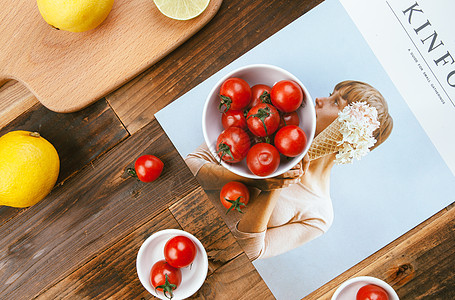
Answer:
(335, 102, 380, 164)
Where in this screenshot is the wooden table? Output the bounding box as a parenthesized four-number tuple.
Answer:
(1, 1, 454, 299)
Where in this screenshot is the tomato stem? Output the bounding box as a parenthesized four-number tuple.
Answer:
(216, 142, 235, 164)
(155, 274, 177, 299)
(127, 168, 138, 179)
(259, 91, 272, 104)
(225, 196, 247, 214)
(247, 105, 273, 136)
(219, 95, 232, 113)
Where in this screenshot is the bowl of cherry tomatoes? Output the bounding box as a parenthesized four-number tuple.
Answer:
(202, 64, 316, 179)
(331, 276, 399, 300)
(136, 229, 208, 300)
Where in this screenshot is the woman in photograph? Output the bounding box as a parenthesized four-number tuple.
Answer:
(185, 80, 393, 260)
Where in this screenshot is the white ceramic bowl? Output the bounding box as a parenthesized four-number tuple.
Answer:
(331, 276, 400, 300)
(136, 229, 208, 300)
(202, 64, 316, 179)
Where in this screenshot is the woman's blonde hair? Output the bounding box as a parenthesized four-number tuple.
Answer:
(335, 80, 393, 150)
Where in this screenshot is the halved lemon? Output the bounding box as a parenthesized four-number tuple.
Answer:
(153, 0, 210, 20)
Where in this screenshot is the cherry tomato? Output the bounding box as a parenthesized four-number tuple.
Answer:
(216, 127, 251, 163)
(220, 181, 250, 214)
(270, 80, 304, 112)
(249, 84, 272, 108)
(219, 77, 251, 112)
(279, 111, 300, 129)
(164, 235, 197, 268)
(274, 125, 307, 157)
(221, 110, 247, 130)
(246, 103, 280, 137)
(246, 143, 281, 176)
(356, 284, 389, 300)
(150, 260, 182, 299)
(133, 155, 164, 182)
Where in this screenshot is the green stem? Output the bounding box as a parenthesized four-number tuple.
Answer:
(155, 274, 177, 299)
(247, 106, 272, 136)
(225, 196, 247, 214)
(127, 168, 138, 179)
(216, 142, 234, 164)
(219, 95, 232, 113)
(259, 91, 272, 104)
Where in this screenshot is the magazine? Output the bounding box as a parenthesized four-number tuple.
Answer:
(155, 0, 455, 298)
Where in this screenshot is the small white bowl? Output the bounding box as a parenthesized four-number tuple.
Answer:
(202, 64, 316, 179)
(136, 229, 208, 300)
(331, 276, 399, 300)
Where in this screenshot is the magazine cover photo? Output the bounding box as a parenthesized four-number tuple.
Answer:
(155, 0, 455, 298)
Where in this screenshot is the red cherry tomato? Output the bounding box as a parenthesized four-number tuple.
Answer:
(219, 77, 251, 112)
(220, 181, 250, 214)
(279, 111, 300, 129)
(221, 110, 247, 130)
(150, 260, 182, 299)
(246, 143, 281, 176)
(164, 235, 197, 268)
(216, 127, 251, 163)
(274, 125, 307, 157)
(246, 103, 280, 137)
(133, 155, 164, 182)
(270, 80, 304, 112)
(249, 84, 272, 108)
(356, 284, 390, 300)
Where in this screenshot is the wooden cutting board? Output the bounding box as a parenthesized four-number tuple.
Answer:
(0, 0, 222, 113)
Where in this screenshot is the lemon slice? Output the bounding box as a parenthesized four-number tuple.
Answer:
(154, 0, 210, 20)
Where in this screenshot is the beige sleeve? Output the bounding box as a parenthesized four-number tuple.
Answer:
(232, 220, 325, 260)
(184, 143, 218, 176)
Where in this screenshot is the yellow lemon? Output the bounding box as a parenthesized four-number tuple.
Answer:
(37, 0, 115, 32)
(0, 131, 60, 208)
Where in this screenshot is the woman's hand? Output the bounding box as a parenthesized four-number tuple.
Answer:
(247, 158, 307, 191)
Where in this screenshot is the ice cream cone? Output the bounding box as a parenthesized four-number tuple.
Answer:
(308, 119, 343, 161)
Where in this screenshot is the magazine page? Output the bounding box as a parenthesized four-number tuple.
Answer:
(155, 0, 455, 298)
(340, 0, 455, 176)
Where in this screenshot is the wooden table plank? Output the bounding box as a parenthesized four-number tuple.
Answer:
(169, 187, 273, 299)
(0, 120, 199, 299)
(36, 209, 181, 299)
(106, 0, 324, 134)
(169, 187, 244, 276)
(0, 98, 128, 227)
(0, 99, 128, 183)
(191, 253, 274, 300)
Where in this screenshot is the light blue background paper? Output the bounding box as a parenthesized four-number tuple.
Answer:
(156, 0, 455, 298)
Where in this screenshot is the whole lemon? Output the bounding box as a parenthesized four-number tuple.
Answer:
(37, 0, 115, 32)
(0, 131, 60, 208)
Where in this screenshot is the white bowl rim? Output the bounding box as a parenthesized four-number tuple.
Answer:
(136, 229, 208, 300)
(202, 63, 316, 179)
(331, 275, 399, 300)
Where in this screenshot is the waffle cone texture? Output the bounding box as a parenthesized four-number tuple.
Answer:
(308, 120, 343, 161)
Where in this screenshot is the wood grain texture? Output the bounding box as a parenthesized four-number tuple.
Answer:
(169, 186, 272, 299)
(36, 209, 181, 299)
(190, 253, 274, 300)
(0, 99, 128, 227)
(0, 0, 222, 113)
(169, 186, 244, 275)
(307, 204, 455, 300)
(0, 99, 128, 183)
(106, 0, 324, 134)
(0, 120, 199, 299)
